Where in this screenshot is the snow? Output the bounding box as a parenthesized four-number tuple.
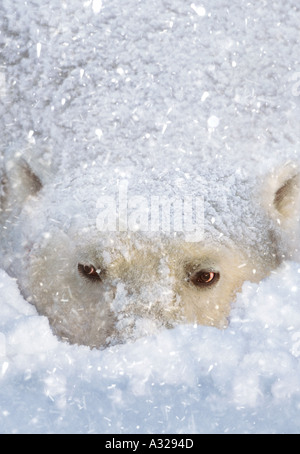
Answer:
(1, 262, 300, 434)
(1, 0, 300, 434)
(207, 115, 220, 129)
(191, 4, 206, 17)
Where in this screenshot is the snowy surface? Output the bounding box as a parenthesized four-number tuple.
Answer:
(2, 263, 300, 434)
(1, 0, 300, 434)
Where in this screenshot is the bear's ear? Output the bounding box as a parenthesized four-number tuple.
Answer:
(1, 159, 43, 212)
(263, 162, 300, 230)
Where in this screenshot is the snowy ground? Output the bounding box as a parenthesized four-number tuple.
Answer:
(2, 262, 300, 434)
(1, 0, 300, 434)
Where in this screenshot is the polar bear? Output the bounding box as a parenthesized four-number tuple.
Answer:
(0, 156, 299, 348)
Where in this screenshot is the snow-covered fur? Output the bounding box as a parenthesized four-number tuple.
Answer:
(0, 157, 299, 348)
(0, 0, 300, 348)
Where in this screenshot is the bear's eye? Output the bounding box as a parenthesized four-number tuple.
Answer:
(189, 270, 220, 287)
(78, 263, 102, 282)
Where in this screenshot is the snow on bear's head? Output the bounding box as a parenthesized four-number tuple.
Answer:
(1, 158, 299, 348)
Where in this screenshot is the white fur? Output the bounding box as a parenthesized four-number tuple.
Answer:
(1, 158, 298, 348)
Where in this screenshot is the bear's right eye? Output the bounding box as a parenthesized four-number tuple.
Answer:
(78, 263, 102, 282)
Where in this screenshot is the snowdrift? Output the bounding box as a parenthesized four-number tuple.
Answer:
(1, 262, 300, 434)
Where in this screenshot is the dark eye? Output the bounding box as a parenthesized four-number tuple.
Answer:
(189, 270, 219, 287)
(78, 263, 102, 281)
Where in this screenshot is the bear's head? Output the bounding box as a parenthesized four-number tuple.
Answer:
(1, 157, 299, 348)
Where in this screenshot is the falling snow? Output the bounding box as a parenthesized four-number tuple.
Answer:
(0, 0, 300, 434)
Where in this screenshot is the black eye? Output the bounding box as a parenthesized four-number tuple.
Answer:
(189, 270, 219, 287)
(78, 263, 102, 282)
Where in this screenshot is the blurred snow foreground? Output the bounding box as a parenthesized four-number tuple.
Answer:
(1, 0, 300, 434)
(1, 262, 300, 434)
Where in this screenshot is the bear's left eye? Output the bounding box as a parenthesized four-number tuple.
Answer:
(78, 263, 102, 282)
(189, 270, 220, 287)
